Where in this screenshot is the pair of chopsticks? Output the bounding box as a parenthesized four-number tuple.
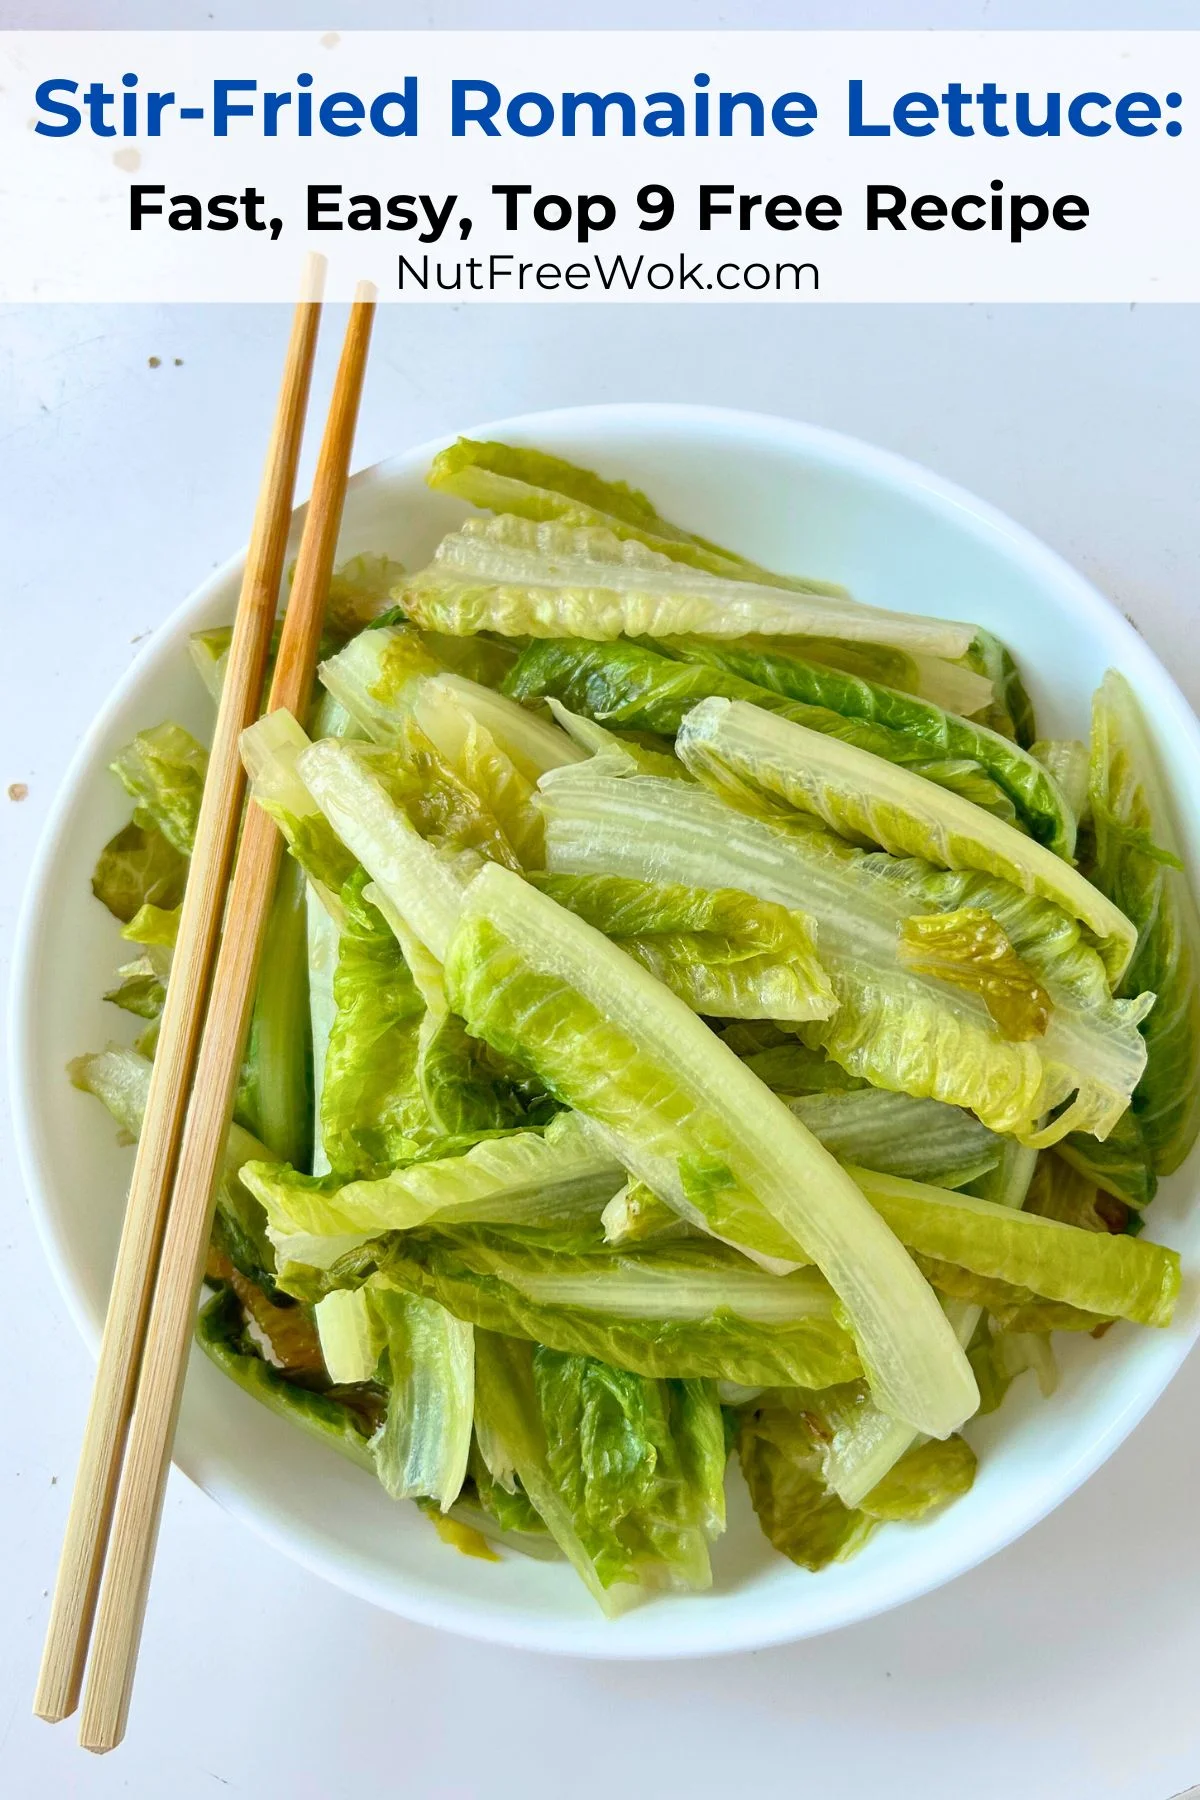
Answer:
(34, 256, 376, 1753)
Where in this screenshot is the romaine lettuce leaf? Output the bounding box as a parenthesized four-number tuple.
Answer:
(507, 637, 1014, 817)
(817, 1135, 1037, 1507)
(110, 721, 208, 856)
(730, 1038, 866, 1092)
(314, 1287, 383, 1385)
(196, 1287, 377, 1473)
(966, 629, 1037, 748)
(241, 709, 358, 923)
(242, 1111, 623, 1268)
(530, 872, 835, 1022)
(307, 885, 340, 1178)
(1024, 1150, 1132, 1234)
(736, 1393, 873, 1570)
(121, 901, 181, 948)
(471, 1332, 629, 1613)
(896, 909, 1052, 1041)
(531, 1346, 725, 1595)
(321, 623, 584, 787)
(294, 734, 474, 961)
(787, 1090, 1000, 1189)
(205, 1244, 327, 1382)
(1087, 670, 1200, 1174)
(850, 1164, 1178, 1326)
(237, 854, 313, 1167)
(661, 638, 1073, 854)
(427, 435, 845, 596)
(317, 887, 431, 1181)
(403, 515, 975, 657)
(1032, 739, 1090, 828)
(968, 1314, 1059, 1414)
(732, 636, 994, 718)
(676, 698, 1135, 981)
(855, 1431, 977, 1520)
(369, 1288, 473, 1510)
(601, 1179, 685, 1246)
(103, 946, 169, 1021)
(443, 863, 977, 1438)
(355, 1225, 861, 1389)
(73, 1045, 282, 1295)
(91, 819, 188, 924)
(1060, 1107, 1157, 1211)
(539, 766, 1150, 1145)
(323, 551, 407, 638)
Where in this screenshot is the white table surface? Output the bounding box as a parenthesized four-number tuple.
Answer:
(4, 294, 1200, 1800)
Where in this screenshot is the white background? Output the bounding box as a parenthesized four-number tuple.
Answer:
(4, 7, 1200, 1800)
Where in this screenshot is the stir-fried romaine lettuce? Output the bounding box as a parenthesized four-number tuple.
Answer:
(506, 637, 1019, 819)
(1060, 1107, 1157, 1212)
(78, 440, 1200, 1613)
(321, 622, 584, 787)
(345, 1224, 862, 1389)
(427, 436, 845, 596)
(787, 1090, 1000, 1189)
(473, 1332, 719, 1612)
(676, 698, 1134, 980)
(539, 765, 1150, 1145)
(966, 629, 1038, 749)
(91, 820, 189, 925)
(110, 721, 209, 856)
(442, 862, 978, 1438)
(1086, 671, 1200, 1176)
(850, 1165, 1178, 1327)
(661, 638, 1073, 855)
(243, 1111, 623, 1268)
(529, 872, 835, 1022)
(238, 854, 313, 1167)
(1025, 1150, 1132, 1235)
(369, 1289, 474, 1510)
(317, 878, 431, 1180)
(402, 516, 975, 657)
(314, 1287, 383, 1385)
(736, 1389, 975, 1571)
(196, 1288, 379, 1472)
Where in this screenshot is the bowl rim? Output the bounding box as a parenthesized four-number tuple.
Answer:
(12, 398, 1200, 1659)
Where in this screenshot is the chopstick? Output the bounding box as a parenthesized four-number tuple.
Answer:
(34, 253, 327, 1729)
(77, 281, 377, 1754)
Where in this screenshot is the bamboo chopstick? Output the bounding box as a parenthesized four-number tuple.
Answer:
(34, 254, 327, 1729)
(78, 281, 377, 1754)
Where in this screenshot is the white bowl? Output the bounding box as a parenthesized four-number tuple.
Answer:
(12, 403, 1200, 1659)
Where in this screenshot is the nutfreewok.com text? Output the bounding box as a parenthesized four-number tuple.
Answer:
(395, 251, 822, 294)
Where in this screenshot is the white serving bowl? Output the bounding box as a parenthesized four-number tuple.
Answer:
(12, 403, 1200, 1659)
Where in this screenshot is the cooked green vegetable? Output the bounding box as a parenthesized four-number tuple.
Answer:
(243, 1111, 623, 1269)
(966, 629, 1038, 748)
(661, 637, 1073, 853)
(356, 1225, 863, 1389)
(675, 698, 1134, 980)
(896, 909, 1052, 1042)
(73, 439, 1199, 1615)
(403, 516, 975, 657)
(369, 1288, 474, 1509)
(443, 862, 978, 1438)
(473, 1332, 715, 1611)
(530, 872, 836, 1022)
(427, 436, 845, 595)
(506, 637, 1021, 820)
(539, 764, 1150, 1145)
(1087, 671, 1200, 1175)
